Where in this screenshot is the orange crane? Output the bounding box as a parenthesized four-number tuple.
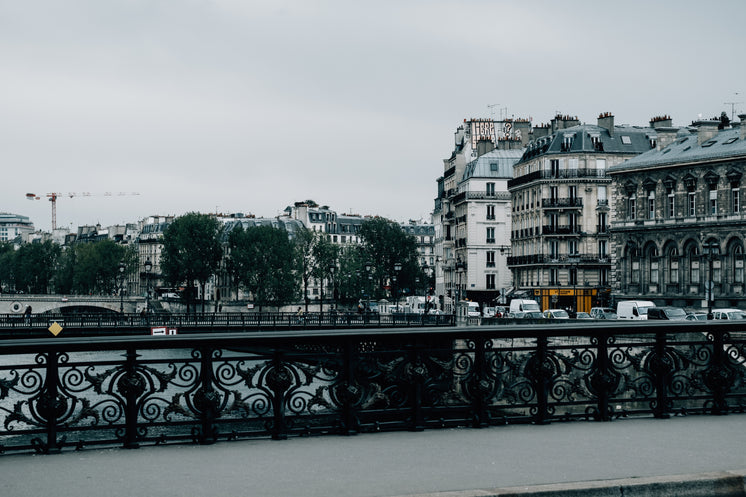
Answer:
(25, 192, 141, 230)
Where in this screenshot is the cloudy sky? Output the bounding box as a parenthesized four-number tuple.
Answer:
(2, 0, 745, 232)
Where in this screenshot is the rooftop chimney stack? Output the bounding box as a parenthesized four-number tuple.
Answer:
(598, 112, 614, 136)
(649, 115, 673, 129)
(692, 119, 720, 145)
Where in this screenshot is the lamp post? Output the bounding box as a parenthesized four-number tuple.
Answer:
(455, 259, 465, 320)
(328, 262, 336, 313)
(704, 240, 720, 318)
(144, 258, 152, 318)
(393, 261, 402, 312)
(118, 262, 126, 315)
(364, 261, 373, 313)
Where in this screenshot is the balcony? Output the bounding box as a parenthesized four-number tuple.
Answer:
(542, 225, 582, 236)
(542, 198, 583, 209)
(508, 168, 609, 189)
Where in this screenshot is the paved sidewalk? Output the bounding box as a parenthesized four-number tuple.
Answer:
(1, 415, 745, 497)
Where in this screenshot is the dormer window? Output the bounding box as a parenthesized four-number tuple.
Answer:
(562, 133, 575, 151)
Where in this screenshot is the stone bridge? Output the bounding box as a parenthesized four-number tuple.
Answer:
(0, 294, 145, 314)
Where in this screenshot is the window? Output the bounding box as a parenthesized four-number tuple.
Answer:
(735, 246, 744, 283)
(568, 158, 578, 175)
(568, 239, 578, 256)
(688, 192, 696, 216)
(486, 274, 496, 289)
(550, 186, 558, 201)
(550, 159, 560, 177)
(486, 182, 495, 195)
(486, 227, 495, 243)
(596, 159, 606, 176)
(648, 190, 655, 219)
(621, 135, 632, 145)
(490, 162, 498, 171)
(628, 195, 637, 220)
(550, 240, 559, 259)
(598, 212, 608, 233)
(569, 185, 577, 200)
(600, 268, 609, 286)
(710, 189, 717, 215)
(733, 187, 740, 214)
(599, 240, 608, 258)
(549, 268, 559, 285)
(569, 267, 578, 285)
(486, 205, 495, 220)
(667, 191, 675, 218)
(486, 251, 495, 267)
(598, 185, 607, 204)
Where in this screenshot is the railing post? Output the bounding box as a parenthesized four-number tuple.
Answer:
(705, 329, 733, 415)
(651, 331, 671, 419)
(267, 350, 289, 440)
(526, 335, 551, 425)
(472, 336, 489, 428)
(194, 346, 219, 444)
(120, 348, 143, 449)
(341, 339, 359, 436)
(408, 345, 425, 432)
(36, 351, 62, 453)
(592, 332, 614, 421)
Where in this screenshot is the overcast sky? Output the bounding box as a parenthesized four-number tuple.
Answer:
(2, 0, 745, 232)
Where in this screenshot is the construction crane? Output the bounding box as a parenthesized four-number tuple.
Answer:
(25, 192, 141, 230)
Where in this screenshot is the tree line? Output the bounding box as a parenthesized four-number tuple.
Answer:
(0, 213, 431, 312)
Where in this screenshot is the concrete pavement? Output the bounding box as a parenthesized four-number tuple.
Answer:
(1, 415, 745, 497)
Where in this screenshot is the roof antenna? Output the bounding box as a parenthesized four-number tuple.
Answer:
(724, 93, 742, 121)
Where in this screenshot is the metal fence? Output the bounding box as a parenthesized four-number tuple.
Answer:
(0, 321, 745, 455)
(0, 312, 455, 338)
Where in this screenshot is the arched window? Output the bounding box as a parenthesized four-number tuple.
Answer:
(665, 244, 679, 286)
(646, 244, 659, 290)
(684, 242, 700, 292)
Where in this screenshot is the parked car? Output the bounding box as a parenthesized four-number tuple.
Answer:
(710, 308, 746, 320)
(543, 309, 570, 319)
(575, 312, 592, 319)
(647, 306, 688, 321)
(589, 307, 617, 320)
(686, 312, 708, 321)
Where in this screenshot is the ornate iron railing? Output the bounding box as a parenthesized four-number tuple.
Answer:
(1, 321, 745, 455)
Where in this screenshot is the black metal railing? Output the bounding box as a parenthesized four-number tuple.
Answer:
(0, 321, 744, 455)
(0, 312, 455, 338)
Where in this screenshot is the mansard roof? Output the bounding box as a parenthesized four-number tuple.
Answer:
(222, 218, 305, 240)
(608, 126, 746, 173)
(462, 148, 523, 181)
(517, 123, 654, 164)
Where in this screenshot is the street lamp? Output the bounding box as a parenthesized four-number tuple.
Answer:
(118, 262, 126, 315)
(144, 258, 152, 317)
(455, 259, 465, 320)
(393, 261, 402, 311)
(328, 262, 336, 313)
(704, 240, 720, 318)
(364, 261, 373, 313)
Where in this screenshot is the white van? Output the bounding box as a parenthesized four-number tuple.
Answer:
(616, 300, 656, 320)
(465, 301, 481, 317)
(509, 299, 541, 314)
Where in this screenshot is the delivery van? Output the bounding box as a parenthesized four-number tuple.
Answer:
(616, 300, 656, 320)
(509, 299, 541, 314)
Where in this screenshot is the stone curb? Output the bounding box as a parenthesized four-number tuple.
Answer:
(402, 469, 746, 497)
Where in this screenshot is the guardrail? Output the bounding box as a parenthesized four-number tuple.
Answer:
(0, 321, 744, 455)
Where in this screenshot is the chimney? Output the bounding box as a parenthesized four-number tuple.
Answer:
(649, 115, 673, 129)
(597, 112, 614, 136)
(476, 137, 495, 157)
(691, 119, 720, 145)
(740, 114, 746, 140)
(531, 124, 550, 139)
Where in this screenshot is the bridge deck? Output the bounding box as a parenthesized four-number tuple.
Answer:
(1, 415, 744, 497)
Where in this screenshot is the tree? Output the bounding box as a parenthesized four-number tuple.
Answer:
(0, 242, 14, 292)
(311, 234, 339, 313)
(294, 227, 316, 312)
(161, 213, 223, 314)
(70, 239, 129, 295)
(12, 241, 61, 294)
(358, 218, 420, 301)
(228, 224, 298, 311)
